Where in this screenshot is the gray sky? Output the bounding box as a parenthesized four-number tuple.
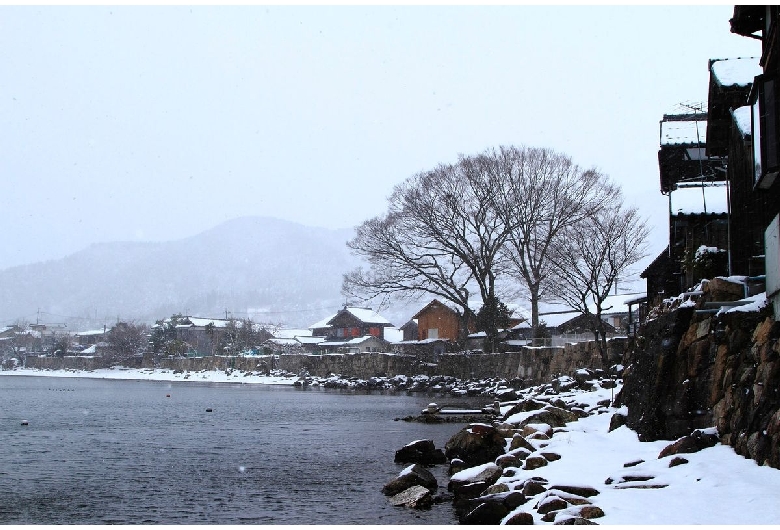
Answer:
(0, 5, 760, 277)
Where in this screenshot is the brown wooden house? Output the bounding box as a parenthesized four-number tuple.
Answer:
(643, 113, 730, 301)
(706, 56, 765, 278)
(412, 299, 474, 341)
(730, 5, 780, 320)
(311, 306, 394, 341)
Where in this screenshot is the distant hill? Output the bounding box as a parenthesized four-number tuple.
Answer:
(0, 216, 405, 330)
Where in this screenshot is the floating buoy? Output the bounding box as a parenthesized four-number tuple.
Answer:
(21, 420, 28, 426)
(206, 408, 213, 412)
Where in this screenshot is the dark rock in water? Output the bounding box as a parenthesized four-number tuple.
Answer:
(388, 485, 433, 509)
(445, 423, 506, 467)
(394, 439, 447, 465)
(658, 429, 719, 458)
(449, 458, 467, 475)
(382, 463, 438, 496)
(449, 480, 489, 500)
(457, 490, 526, 523)
(449, 463, 503, 491)
(460, 501, 510, 525)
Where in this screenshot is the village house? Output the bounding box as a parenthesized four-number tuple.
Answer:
(309, 306, 393, 340)
(308, 306, 395, 354)
(729, 5, 780, 320)
(642, 6, 780, 321)
(642, 112, 730, 305)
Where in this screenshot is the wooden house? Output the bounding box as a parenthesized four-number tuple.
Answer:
(412, 299, 473, 341)
(309, 306, 394, 341)
(730, 5, 780, 320)
(643, 113, 730, 300)
(706, 57, 765, 277)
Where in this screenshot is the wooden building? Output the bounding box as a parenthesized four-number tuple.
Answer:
(643, 113, 730, 300)
(309, 306, 394, 341)
(730, 5, 780, 320)
(412, 299, 473, 341)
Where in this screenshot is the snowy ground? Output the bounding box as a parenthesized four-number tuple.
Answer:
(3, 367, 779, 524)
(495, 384, 780, 525)
(0, 366, 296, 385)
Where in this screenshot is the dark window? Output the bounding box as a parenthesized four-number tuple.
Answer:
(751, 74, 780, 188)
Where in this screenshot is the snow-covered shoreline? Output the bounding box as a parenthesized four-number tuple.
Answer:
(0, 366, 296, 385)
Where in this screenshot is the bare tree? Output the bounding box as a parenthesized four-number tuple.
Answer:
(106, 322, 148, 360)
(486, 145, 617, 339)
(343, 154, 513, 351)
(547, 201, 650, 366)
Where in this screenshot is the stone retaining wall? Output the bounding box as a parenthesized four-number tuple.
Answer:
(22, 339, 626, 387)
(621, 302, 780, 468)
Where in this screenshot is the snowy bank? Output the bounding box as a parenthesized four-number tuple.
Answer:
(0, 366, 296, 385)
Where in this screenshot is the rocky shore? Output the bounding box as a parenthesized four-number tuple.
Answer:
(381, 369, 734, 525)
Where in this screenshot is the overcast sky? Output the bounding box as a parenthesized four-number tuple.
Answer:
(0, 5, 761, 279)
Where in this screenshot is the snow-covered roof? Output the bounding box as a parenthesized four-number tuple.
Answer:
(710, 57, 761, 88)
(310, 307, 393, 329)
(670, 184, 729, 215)
(264, 338, 300, 346)
(395, 338, 449, 345)
(187, 317, 232, 328)
(338, 307, 393, 325)
(273, 328, 312, 339)
(320, 335, 387, 347)
(75, 329, 106, 336)
(295, 336, 325, 345)
(309, 313, 337, 330)
(80, 345, 97, 354)
(732, 106, 752, 138)
(660, 119, 707, 146)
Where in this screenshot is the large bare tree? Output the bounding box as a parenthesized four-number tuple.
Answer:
(484, 145, 617, 339)
(342, 155, 513, 351)
(547, 200, 650, 366)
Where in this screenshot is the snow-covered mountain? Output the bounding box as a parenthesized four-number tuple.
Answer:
(0, 216, 385, 330)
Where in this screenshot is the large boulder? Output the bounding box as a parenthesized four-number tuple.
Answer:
(658, 429, 719, 458)
(445, 423, 507, 467)
(394, 439, 447, 465)
(449, 462, 503, 490)
(515, 406, 579, 428)
(382, 464, 438, 496)
(388, 485, 433, 509)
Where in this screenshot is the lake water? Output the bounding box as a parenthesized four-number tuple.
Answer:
(0, 376, 485, 524)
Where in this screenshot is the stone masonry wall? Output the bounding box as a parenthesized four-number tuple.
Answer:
(23, 339, 625, 387)
(621, 285, 780, 468)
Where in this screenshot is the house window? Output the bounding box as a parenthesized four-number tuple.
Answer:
(351, 327, 360, 337)
(428, 328, 438, 339)
(369, 327, 380, 337)
(751, 74, 780, 189)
